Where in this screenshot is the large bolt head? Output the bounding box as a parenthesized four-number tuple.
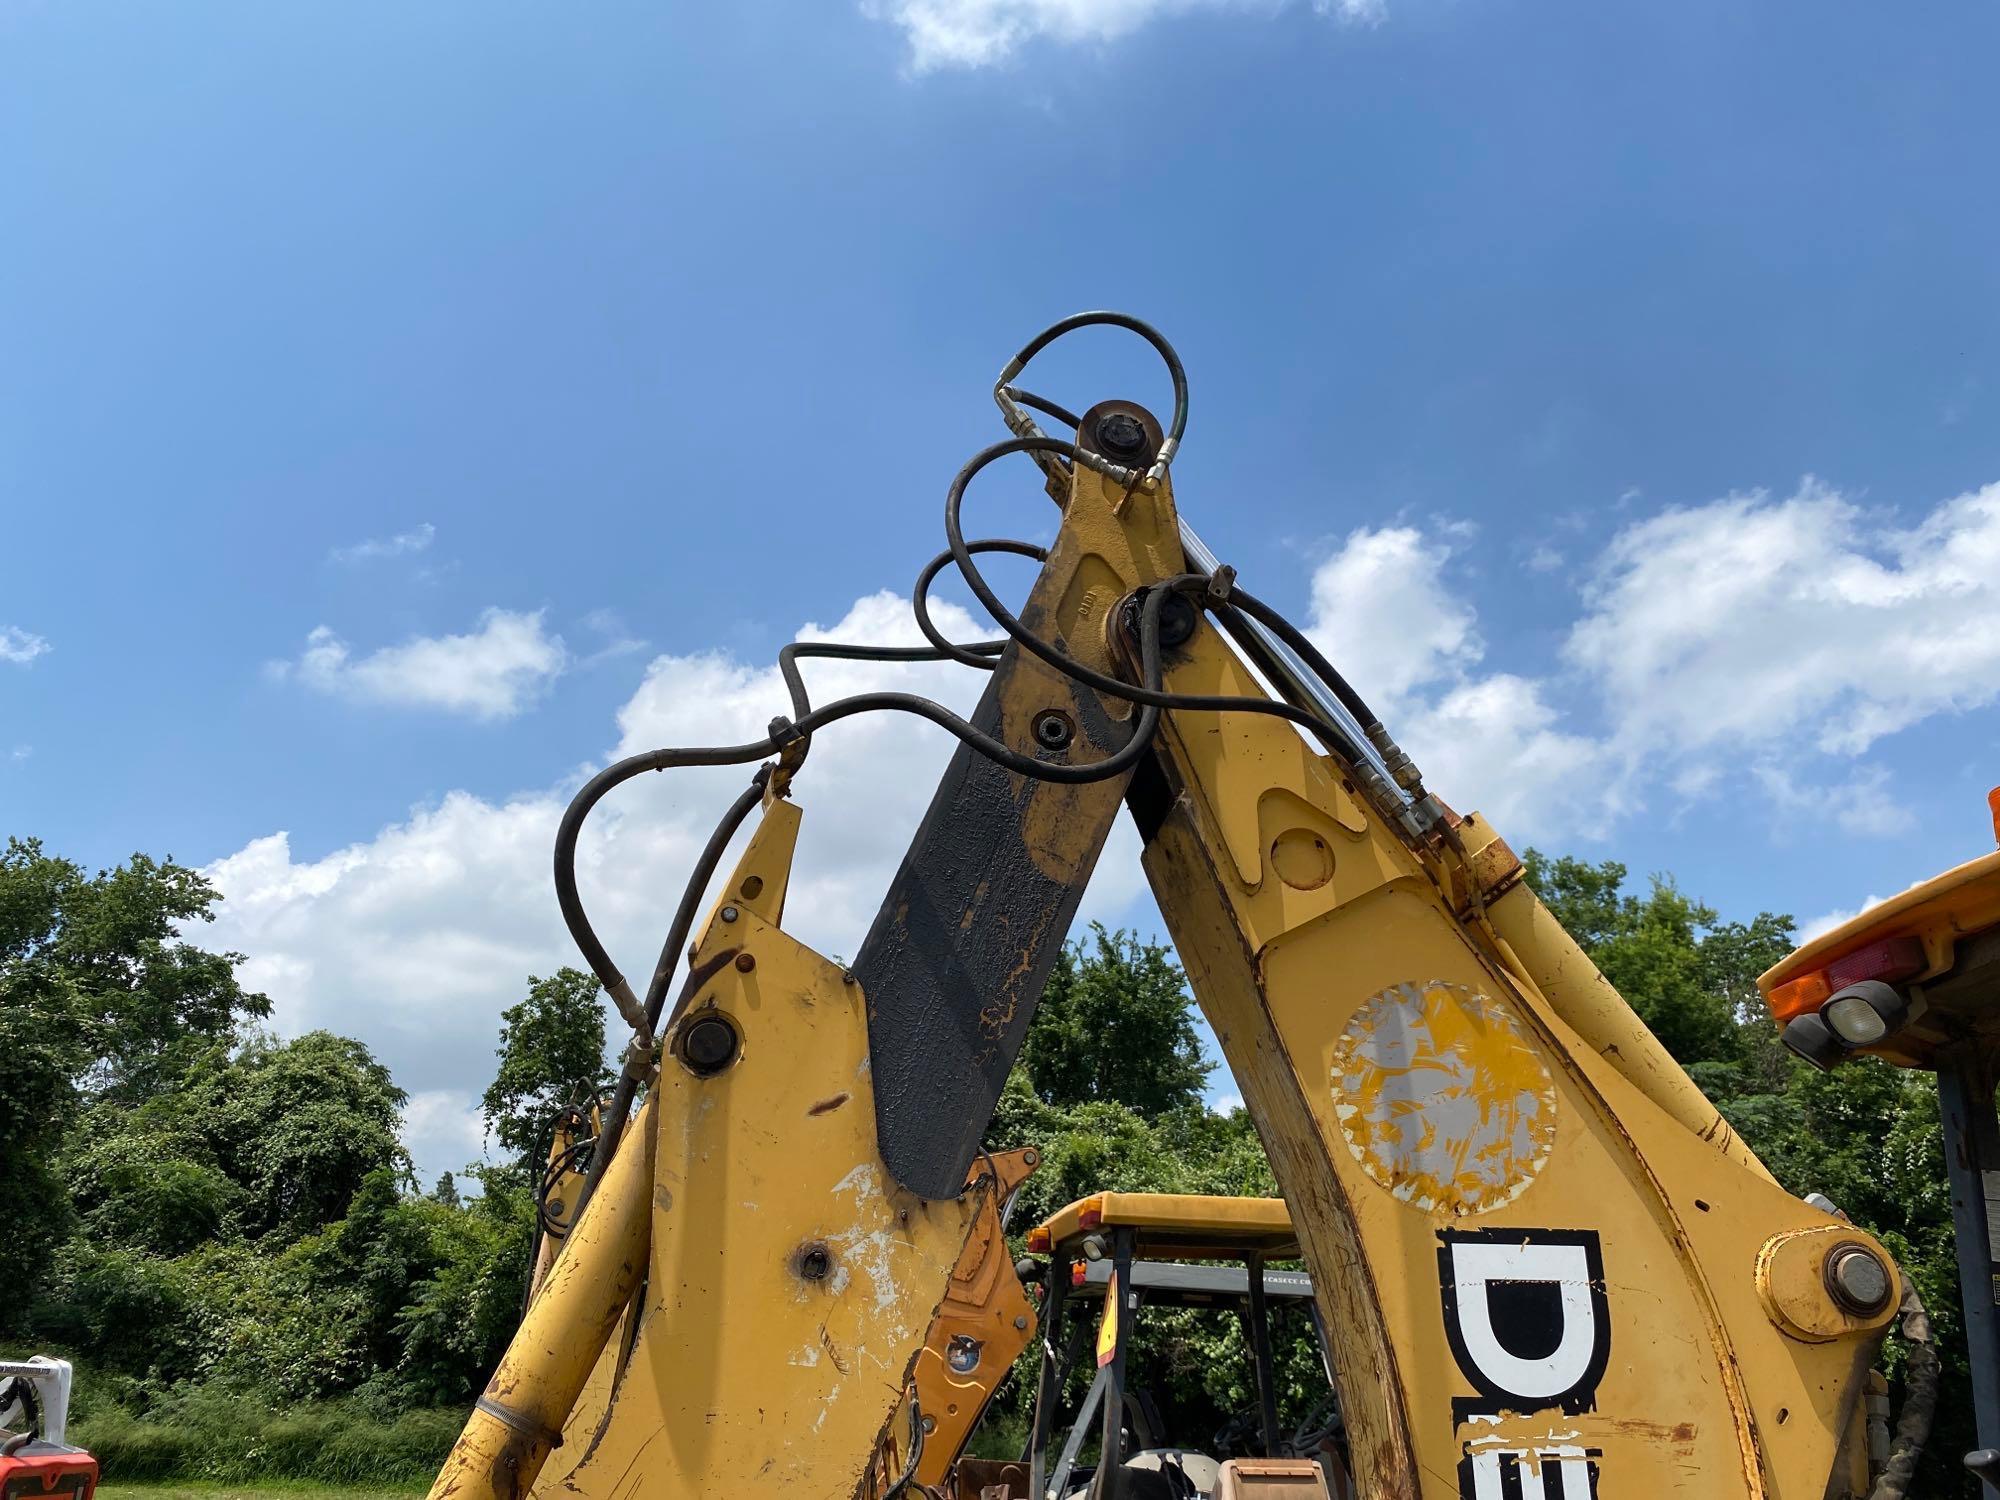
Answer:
(1826, 1244, 1893, 1314)
(678, 1014, 741, 1076)
(1095, 411, 1148, 459)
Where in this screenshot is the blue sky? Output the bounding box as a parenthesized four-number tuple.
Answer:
(5, 0, 1997, 1176)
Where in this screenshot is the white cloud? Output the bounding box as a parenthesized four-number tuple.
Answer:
(1305, 525, 1617, 839)
(1796, 899, 1885, 947)
(1568, 479, 2000, 759)
(1, 626, 50, 665)
(865, 0, 1375, 73)
(1752, 763, 1913, 839)
(1399, 673, 1617, 836)
(330, 523, 436, 564)
(578, 608, 648, 667)
(269, 608, 567, 721)
(1306, 525, 1480, 713)
(204, 590, 1145, 1183)
(8, 745, 29, 764)
(1302, 477, 2000, 845)
(402, 1090, 490, 1185)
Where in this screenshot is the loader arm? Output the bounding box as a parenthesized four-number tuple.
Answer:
(433, 316, 1901, 1500)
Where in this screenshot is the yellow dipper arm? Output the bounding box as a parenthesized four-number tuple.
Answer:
(427, 1091, 658, 1500)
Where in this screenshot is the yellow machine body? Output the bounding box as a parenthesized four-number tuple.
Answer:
(861, 1148, 1043, 1496)
(434, 331, 1908, 1500)
(1128, 555, 1893, 1496)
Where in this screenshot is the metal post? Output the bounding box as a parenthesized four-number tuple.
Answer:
(1053, 1365, 1112, 1500)
(1246, 1252, 1284, 1456)
(1938, 1045, 2000, 1477)
(1097, 1227, 1135, 1500)
(1029, 1271, 1070, 1497)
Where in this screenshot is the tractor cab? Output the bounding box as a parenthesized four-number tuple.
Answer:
(1759, 787, 2000, 1491)
(1016, 1193, 1346, 1500)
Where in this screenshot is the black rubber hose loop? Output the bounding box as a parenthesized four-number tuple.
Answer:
(1001, 311, 1189, 451)
(941, 439, 1367, 738)
(913, 538, 1047, 669)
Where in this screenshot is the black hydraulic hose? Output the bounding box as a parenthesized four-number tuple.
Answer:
(1868, 1279, 1937, 1500)
(637, 771, 771, 1035)
(942, 439, 1374, 742)
(1001, 386, 1083, 432)
(555, 581, 1193, 1222)
(1198, 599, 1376, 774)
(1001, 311, 1189, 453)
(880, 1386, 927, 1500)
(572, 770, 768, 1222)
(766, 541, 1041, 779)
(559, 581, 1186, 1000)
(554, 738, 781, 1024)
(553, 682, 1161, 1021)
(1223, 584, 1387, 746)
(912, 538, 1046, 669)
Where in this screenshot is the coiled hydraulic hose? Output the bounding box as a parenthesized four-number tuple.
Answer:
(553, 313, 1445, 1217)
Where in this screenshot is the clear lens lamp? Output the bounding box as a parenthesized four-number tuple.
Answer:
(1819, 980, 1908, 1048)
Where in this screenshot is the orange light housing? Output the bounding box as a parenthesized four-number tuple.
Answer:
(1077, 1200, 1104, 1230)
(1989, 784, 1999, 845)
(1768, 971, 1832, 1023)
(1768, 934, 1928, 1023)
(1070, 1260, 1088, 1288)
(1025, 1227, 1052, 1254)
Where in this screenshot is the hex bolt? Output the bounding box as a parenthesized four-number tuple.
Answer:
(1031, 710, 1075, 752)
(1023, 1150, 1039, 1166)
(719, 904, 739, 923)
(1095, 411, 1147, 460)
(734, 952, 756, 972)
(1826, 1244, 1893, 1315)
(677, 1014, 741, 1077)
(1014, 1315, 1029, 1331)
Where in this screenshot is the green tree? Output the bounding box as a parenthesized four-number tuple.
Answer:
(191, 1031, 408, 1238)
(1525, 851, 1969, 1492)
(1523, 850, 1790, 1066)
(393, 1167, 536, 1405)
(0, 838, 268, 1323)
(65, 1101, 240, 1256)
(1016, 926, 1213, 1115)
(481, 968, 611, 1163)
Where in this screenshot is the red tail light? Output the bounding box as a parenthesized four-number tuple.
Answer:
(1769, 935, 1926, 1023)
(1825, 935, 1925, 992)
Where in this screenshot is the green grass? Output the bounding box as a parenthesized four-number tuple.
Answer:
(72, 1401, 458, 1488)
(100, 1488, 426, 1500)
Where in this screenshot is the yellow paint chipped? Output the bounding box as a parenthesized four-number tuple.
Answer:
(1329, 980, 1556, 1215)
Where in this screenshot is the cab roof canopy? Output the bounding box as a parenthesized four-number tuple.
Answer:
(1027, 1193, 1299, 1261)
(1758, 838, 2000, 1069)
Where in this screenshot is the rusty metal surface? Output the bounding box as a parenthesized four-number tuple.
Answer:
(853, 404, 1184, 1202)
(850, 651, 1135, 1199)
